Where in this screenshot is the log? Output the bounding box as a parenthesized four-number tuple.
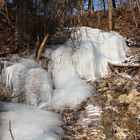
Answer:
(108, 62, 140, 68)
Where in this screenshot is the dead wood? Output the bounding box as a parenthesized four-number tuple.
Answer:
(9, 121, 15, 140)
(108, 62, 140, 68)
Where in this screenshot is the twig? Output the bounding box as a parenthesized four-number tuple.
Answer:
(9, 121, 15, 140)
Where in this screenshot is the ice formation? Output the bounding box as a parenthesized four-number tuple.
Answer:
(0, 27, 128, 109)
(25, 68, 53, 107)
(48, 27, 128, 109)
(0, 27, 129, 139)
(50, 46, 93, 109)
(71, 27, 128, 80)
(1, 58, 40, 93)
(0, 102, 63, 140)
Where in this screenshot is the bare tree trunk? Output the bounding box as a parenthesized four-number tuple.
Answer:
(16, 0, 24, 52)
(130, 0, 138, 27)
(98, 11, 101, 28)
(136, 0, 140, 13)
(118, 0, 123, 8)
(77, 0, 81, 23)
(15, 0, 28, 52)
(112, 0, 116, 8)
(108, 0, 113, 30)
(88, 0, 94, 16)
(126, 0, 130, 9)
(60, 0, 66, 25)
(102, 0, 106, 11)
(81, 0, 86, 15)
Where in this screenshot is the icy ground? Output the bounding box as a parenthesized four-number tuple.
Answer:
(0, 27, 129, 140)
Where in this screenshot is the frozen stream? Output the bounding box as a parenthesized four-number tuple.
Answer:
(0, 27, 128, 140)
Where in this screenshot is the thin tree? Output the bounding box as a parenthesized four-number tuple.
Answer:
(118, 0, 123, 8)
(88, 0, 94, 16)
(102, 0, 106, 11)
(108, 0, 113, 30)
(15, 0, 28, 52)
(112, 0, 116, 8)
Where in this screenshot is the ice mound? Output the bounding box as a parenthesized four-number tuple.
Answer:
(49, 27, 128, 109)
(52, 78, 93, 109)
(72, 27, 128, 80)
(50, 46, 93, 109)
(1, 58, 40, 93)
(1, 59, 53, 106)
(0, 102, 63, 140)
(25, 68, 53, 107)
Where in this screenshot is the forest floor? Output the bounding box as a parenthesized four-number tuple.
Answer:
(61, 67, 140, 140)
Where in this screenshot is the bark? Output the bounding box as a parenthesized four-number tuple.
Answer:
(16, 0, 28, 52)
(60, 0, 66, 25)
(98, 11, 101, 28)
(88, 0, 94, 15)
(77, 0, 83, 23)
(108, 0, 113, 30)
(102, 0, 106, 11)
(108, 62, 140, 68)
(126, 0, 130, 9)
(112, 0, 116, 8)
(118, 0, 123, 8)
(35, 33, 49, 62)
(130, 0, 138, 27)
(136, 0, 140, 13)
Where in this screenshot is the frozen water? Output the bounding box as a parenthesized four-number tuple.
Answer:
(49, 27, 128, 109)
(72, 27, 128, 80)
(50, 46, 93, 109)
(52, 78, 93, 109)
(0, 27, 128, 109)
(0, 102, 63, 140)
(1, 58, 40, 93)
(25, 68, 53, 107)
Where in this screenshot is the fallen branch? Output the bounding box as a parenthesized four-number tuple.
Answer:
(35, 33, 49, 62)
(108, 62, 140, 68)
(9, 121, 15, 140)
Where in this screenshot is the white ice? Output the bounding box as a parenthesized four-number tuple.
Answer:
(25, 68, 53, 107)
(71, 27, 128, 80)
(48, 27, 128, 109)
(1, 58, 40, 93)
(0, 26, 128, 139)
(1, 27, 128, 110)
(50, 46, 93, 109)
(0, 102, 63, 140)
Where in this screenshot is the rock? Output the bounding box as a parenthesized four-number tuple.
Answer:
(128, 104, 139, 116)
(118, 89, 140, 105)
(118, 94, 128, 104)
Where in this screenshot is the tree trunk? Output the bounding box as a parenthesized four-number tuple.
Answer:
(98, 11, 101, 28)
(102, 0, 106, 11)
(118, 0, 123, 8)
(15, 0, 28, 52)
(88, 0, 94, 16)
(130, 0, 138, 27)
(77, 0, 84, 23)
(112, 0, 116, 8)
(136, 0, 140, 13)
(60, 0, 66, 25)
(126, 0, 130, 9)
(108, 0, 113, 30)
